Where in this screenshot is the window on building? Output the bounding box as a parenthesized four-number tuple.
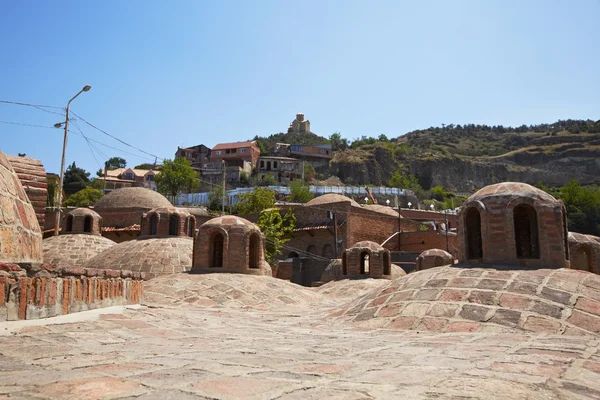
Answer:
(215, 150, 222, 155)
(466, 207, 483, 259)
(360, 252, 370, 275)
(266, 161, 271, 171)
(513, 204, 540, 259)
(273, 161, 278, 169)
(83, 216, 92, 233)
(146, 174, 155, 181)
(124, 173, 134, 180)
(260, 160, 265, 169)
(211, 233, 224, 267)
(249, 233, 260, 269)
(240, 148, 246, 153)
(306, 245, 317, 254)
(169, 214, 179, 236)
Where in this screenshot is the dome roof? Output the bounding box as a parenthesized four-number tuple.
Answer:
(351, 240, 384, 251)
(363, 204, 400, 217)
(569, 232, 600, 246)
(147, 206, 190, 216)
(66, 207, 101, 218)
(202, 215, 256, 227)
(418, 249, 454, 259)
(94, 187, 171, 210)
(43, 234, 115, 267)
(180, 207, 210, 217)
(0, 150, 42, 264)
(467, 182, 558, 204)
(305, 194, 360, 207)
(84, 237, 193, 274)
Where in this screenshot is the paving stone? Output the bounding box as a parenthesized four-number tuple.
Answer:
(490, 309, 522, 327)
(531, 301, 563, 319)
(523, 316, 561, 334)
(459, 305, 492, 322)
(540, 287, 572, 305)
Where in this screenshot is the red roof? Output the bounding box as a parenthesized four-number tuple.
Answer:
(212, 141, 257, 151)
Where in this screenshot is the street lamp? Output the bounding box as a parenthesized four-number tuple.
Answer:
(430, 203, 435, 211)
(364, 197, 368, 204)
(54, 85, 92, 235)
(386, 199, 390, 206)
(407, 202, 412, 209)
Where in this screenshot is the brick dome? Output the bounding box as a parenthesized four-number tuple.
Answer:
(363, 204, 400, 217)
(306, 194, 360, 207)
(342, 241, 392, 279)
(321, 259, 405, 282)
(62, 207, 103, 235)
(351, 241, 384, 251)
(43, 234, 115, 267)
(416, 249, 454, 271)
(84, 237, 193, 275)
(568, 232, 600, 274)
(458, 182, 569, 269)
(0, 150, 42, 264)
(141, 207, 193, 237)
(94, 187, 171, 210)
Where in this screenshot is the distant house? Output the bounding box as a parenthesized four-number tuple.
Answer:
(96, 168, 159, 192)
(175, 144, 211, 169)
(273, 143, 332, 170)
(257, 156, 302, 184)
(202, 141, 261, 184)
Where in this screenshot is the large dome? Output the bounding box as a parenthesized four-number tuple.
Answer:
(43, 234, 116, 267)
(84, 236, 193, 274)
(305, 193, 360, 207)
(0, 150, 42, 264)
(94, 187, 172, 210)
(467, 182, 558, 204)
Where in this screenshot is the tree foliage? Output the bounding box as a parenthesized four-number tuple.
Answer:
(106, 157, 126, 169)
(387, 171, 421, 191)
(63, 187, 103, 207)
(63, 162, 90, 196)
(558, 180, 600, 235)
(235, 187, 276, 215)
(256, 208, 296, 265)
(207, 181, 225, 212)
(155, 158, 199, 197)
(289, 180, 313, 203)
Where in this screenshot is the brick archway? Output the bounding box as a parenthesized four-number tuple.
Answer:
(513, 204, 540, 259)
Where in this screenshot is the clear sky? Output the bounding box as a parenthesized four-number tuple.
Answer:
(1, 0, 599, 175)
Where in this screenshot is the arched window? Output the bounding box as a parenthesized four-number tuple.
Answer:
(342, 253, 348, 275)
(360, 251, 370, 275)
(150, 214, 158, 235)
(249, 233, 260, 269)
(288, 251, 299, 258)
(322, 244, 333, 258)
(187, 217, 195, 237)
(306, 245, 317, 254)
(383, 252, 391, 275)
(466, 208, 483, 259)
(65, 215, 73, 232)
(169, 214, 179, 236)
(572, 246, 592, 272)
(211, 233, 224, 268)
(83, 216, 92, 233)
(513, 204, 540, 259)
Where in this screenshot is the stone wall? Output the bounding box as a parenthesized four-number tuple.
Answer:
(6, 155, 47, 229)
(0, 263, 145, 321)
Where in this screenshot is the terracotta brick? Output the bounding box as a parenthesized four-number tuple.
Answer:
(523, 316, 561, 333)
(388, 316, 417, 330)
(412, 289, 440, 301)
(446, 321, 480, 332)
(428, 303, 459, 318)
(448, 277, 478, 288)
(575, 298, 600, 317)
(459, 305, 491, 322)
(531, 301, 563, 319)
(568, 311, 600, 333)
(377, 303, 401, 318)
(367, 295, 389, 308)
(389, 290, 413, 303)
(490, 309, 521, 327)
(18, 277, 27, 320)
(491, 362, 565, 378)
(540, 287, 572, 305)
(62, 279, 69, 315)
(477, 279, 506, 291)
(48, 279, 57, 305)
(507, 281, 538, 296)
(38, 278, 46, 307)
(439, 289, 469, 302)
(467, 290, 497, 305)
(416, 317, 447, 332)
(424, 279, 448, 288)
(498, 293, 532, 310)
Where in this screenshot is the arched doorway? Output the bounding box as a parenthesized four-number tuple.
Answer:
(383, 252, 391, 275)
(150, 214, 158, 235)
(169, 215, 179, 236)
(322, 244, 333, 258)
(211, 233, 224, 268)
(187, 217, 195, 237)
(342, 253, 348, 275)
(572, 246, 592, 272)
(65, 215, 73, 232)
(249, 234, 260, 269)
(83, 216, 92, 233)
(514, 204, 540, 259)
(306, 245, 316, 254)
(466, 208, 483, 259)
(360, 251, 370, 275)
(288, 251, 299, 258)
(562, 206, 569, 260)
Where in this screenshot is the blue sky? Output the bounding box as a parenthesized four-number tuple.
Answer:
(1, 0, 599, 175)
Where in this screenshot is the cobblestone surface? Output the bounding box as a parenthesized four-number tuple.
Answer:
(2, 270, 600, 398)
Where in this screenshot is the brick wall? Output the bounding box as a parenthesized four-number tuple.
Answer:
(346, 209, 420, 248)
(384, 231, 458, 257)
(6, 155, 47, 229)
(95, 208, 146, 229)
(0, 263, 145, 321)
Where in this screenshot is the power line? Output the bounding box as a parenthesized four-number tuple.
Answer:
(70, 111, 164, 161)
(0, 120, 55, 129)
(0, 100, 65, 116)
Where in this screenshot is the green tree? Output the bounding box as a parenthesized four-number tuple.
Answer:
(134, 163, 158, 170)
(431, 185, 447, 201)
(257, 174, 278, 187)
(303, 163, 316, 182)
(64, 187, 103, 207)
(155, 158, 200, 197)
(387, 171, 422, 191)
(89, 178, 105, 191)
(207, 181, 225, 212)
(289, 179, 313, 203)
(63, 162, 90, 196)
(378, 134, 389, 142)
(240, 171, 250, 186)
(559, 179, 600, 235)
(235, 187, 276, 215)
(106, 156, 127, 169)
(257, 208, 296, 264)
(329, 132, 348, 151)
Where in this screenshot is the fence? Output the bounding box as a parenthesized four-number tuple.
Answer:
(174, 186, 415, 206)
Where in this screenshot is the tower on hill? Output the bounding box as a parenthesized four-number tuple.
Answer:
(287, 113, 310, 134)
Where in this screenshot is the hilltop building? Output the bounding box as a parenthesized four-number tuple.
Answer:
(288, 112, 310, 134)
(96, 167, 159, 192)
(175, 144, 211, 169)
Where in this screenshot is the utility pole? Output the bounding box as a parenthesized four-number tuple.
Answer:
(103, 161, 108, 195)
(301, 160, 305, 181)
(445, 209, 449, 252)
(54, 85, 91, 236)
(396, 195, 402, 252)
(332, 211, 338, 259)
(221, 160, 226, 215)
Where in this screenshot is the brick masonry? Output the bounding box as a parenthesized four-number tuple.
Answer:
(331, 266, 600, 336)
(6, 154, 47, 229)
(416, 249, 454, 271)
(0, 262, 145, 321)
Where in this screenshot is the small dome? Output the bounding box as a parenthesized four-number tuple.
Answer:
(305, 194, 360, 207)
(202, 215, 256, 227)
(67, 207, 101, 218)
(467, 182, 557, 204)
(181, 207, 210, 217)
(351, 241, 384, 251)
(416, 249, 454, 271)
(63, 207, 103, 235)
(43, 234, 115, 267)
(84, 237, 193, 274)
(0, 150, 42, 264)
(94, 187, 172, 210)
(363, 204, 399, 217)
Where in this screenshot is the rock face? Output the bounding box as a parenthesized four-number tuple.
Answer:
(0, 150, 42, 264)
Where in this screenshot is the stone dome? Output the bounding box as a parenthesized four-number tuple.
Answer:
(305, 194, 360, 208)
(351, 241, 384, 251)
(321, 259, 405, 283)
(141, 207, 193, 237)
(93, 187, 171, 210)
(67, 208, 100, 218)
(467, 182, 557, 204)
(84, 236, 193, 275)
(181, 207, 210, 217)
(363, 204, 400, 217)
(568, 232, 599, 273)
(416, 249, 454, 271)
(43, 234, 116, 267)
(0, 150, 42, 264)
(63, 207, 103, 235)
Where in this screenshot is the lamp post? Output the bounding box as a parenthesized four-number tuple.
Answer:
(364, 197, 368, 204)
(430, 203, 435, 211)
(407, 202, 412, 209)
(54, 85, 91, 235)
(386, 199, 390, 206)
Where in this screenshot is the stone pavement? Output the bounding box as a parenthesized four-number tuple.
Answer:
(1, 271, 600, 399)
